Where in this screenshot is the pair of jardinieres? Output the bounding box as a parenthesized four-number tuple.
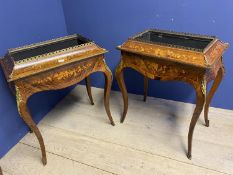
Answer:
(2, 29, 228, 166)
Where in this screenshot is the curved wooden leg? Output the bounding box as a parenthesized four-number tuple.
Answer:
(187, 84, 205, 159)
(101, 60, 115, 126)
(116, 64, 128, 123)
(204, 67, 224, 127)
(0, 166, 2, 175)
(143, 76, 149, 102)
(85, 76, 94, 105)
(16, 87, 47, 165)
(26, 115, 33, 134)
(29, 128, 33, 133)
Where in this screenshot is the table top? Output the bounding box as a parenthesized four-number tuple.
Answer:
(132, 29, 215, 52)
(11, 34, 92, 62)
(118, 29, 228, 68)
(0, 34, 107, 82)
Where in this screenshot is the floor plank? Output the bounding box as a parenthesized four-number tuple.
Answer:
(0, 143, 113, 175)
(1, 171, 11, 175)
(0, 167, 11, 175)
(21, 124, 226, 175)
(1, 85, 233, 175)
(40, 86, 233, 174)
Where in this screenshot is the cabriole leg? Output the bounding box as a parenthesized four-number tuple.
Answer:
(204, 67, 224, 127)
(85, 76, 94, 105)
(16, 87, 47, 165)
(187, 83, 205, 159)
(115, 63, 128, 123)
(101, 60, 115, 126)
(143, 76, 149, 102)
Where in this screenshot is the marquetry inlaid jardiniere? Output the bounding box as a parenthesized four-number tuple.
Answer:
(115, 29, 229, 159)
(0, 34, 115, 165)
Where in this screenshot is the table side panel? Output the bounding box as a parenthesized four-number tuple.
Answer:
(206, 57, 224, 83)
(120, 40, 206, 67)
(120, 51, 206, 87)
(204, 40, 228, 66)
(14, 55, 104, 95)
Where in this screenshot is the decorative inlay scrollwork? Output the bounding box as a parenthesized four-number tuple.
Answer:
(121, 40, 206, 67)
(31, 62, 93, 86)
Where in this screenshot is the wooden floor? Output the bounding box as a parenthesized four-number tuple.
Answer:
(1, 85, 233, 175)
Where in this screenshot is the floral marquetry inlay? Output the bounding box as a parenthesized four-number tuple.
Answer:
(120, 40, 206, 67)
(119, 54, 205, 87)
(31, 62, 93, 86)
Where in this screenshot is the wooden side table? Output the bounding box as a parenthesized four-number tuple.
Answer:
(115, 29, 228, 159)
(0, 34, 115, 165)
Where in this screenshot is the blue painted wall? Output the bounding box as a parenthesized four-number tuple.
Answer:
(0, 0, 69, 157)
(62, 0, 233, 109)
